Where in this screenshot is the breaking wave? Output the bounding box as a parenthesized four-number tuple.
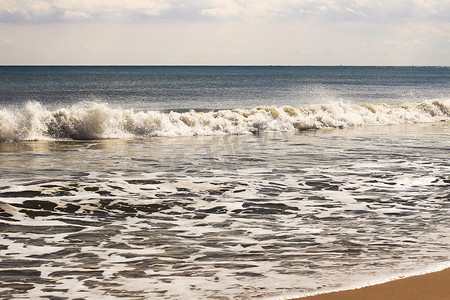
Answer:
(0, 100, 449, 141)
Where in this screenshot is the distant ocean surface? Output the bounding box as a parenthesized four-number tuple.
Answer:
(0, 66, 449, 299)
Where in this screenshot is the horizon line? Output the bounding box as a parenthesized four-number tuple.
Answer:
(1, 64, 449, 67)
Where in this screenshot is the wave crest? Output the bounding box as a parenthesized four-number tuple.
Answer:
(0, 100, 449, 141)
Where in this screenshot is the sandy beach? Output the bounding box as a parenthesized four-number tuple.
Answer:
(293, 268, 450, 300)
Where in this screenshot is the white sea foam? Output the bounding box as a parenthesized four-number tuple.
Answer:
(0, 100, 449, 141)
(0, 125, 449, 299)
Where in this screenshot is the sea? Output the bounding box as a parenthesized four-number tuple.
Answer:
(0, 66, 449, 299)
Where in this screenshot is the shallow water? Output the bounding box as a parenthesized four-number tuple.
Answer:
(0, 122, 449, 299)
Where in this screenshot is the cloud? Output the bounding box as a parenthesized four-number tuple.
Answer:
(0, 0, 449, 25)
(0, 0, 172, 22)
(201, 0, 241, 18)
(199, 0, 450, 23)
(303, 0, 450, 23)
(200, 0, 285, 20)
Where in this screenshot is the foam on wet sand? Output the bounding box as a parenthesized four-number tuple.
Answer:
(289, 267, 450, 300)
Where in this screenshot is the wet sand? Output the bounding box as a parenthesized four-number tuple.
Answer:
(292, 267, 450, 300)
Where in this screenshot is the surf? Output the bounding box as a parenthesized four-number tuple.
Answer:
(0, 99, 449, 141)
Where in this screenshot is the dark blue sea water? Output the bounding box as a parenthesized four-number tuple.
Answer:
(0, 66, 449, 299)
(1, 66, 449, 111)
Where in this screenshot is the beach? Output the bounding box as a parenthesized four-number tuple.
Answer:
(1, 0, 450, 299)
(293, 268, 450, 300)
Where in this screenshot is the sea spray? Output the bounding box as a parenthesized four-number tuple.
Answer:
(0, 100, 449, 141)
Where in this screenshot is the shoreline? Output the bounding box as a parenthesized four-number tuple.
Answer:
(288, 267, 450, 300)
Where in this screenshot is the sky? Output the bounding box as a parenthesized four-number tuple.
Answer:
(0, 0, 449, 65)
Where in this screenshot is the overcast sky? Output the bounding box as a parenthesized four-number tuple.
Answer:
(1, 0, 449, 65)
